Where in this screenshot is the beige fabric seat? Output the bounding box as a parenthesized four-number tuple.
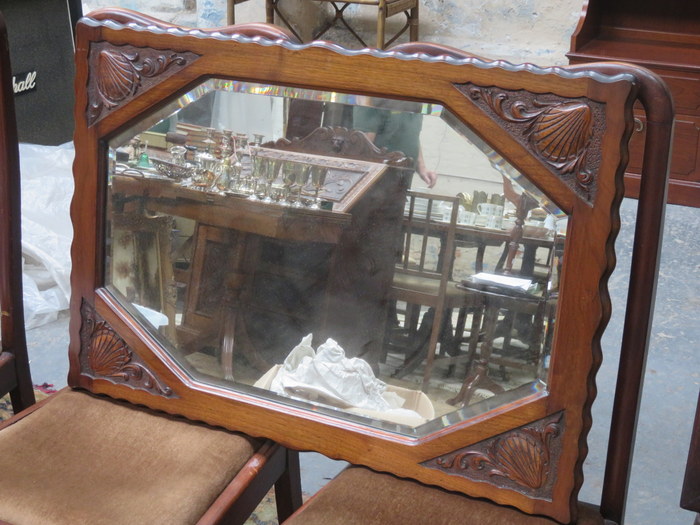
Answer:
(284, 466, 605, 525)
(0, 389, 261, 525)
(392, 272, 467, 301)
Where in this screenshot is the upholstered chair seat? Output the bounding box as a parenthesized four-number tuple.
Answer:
(284, 466, 605, 525)
(0, 389, 262, 525)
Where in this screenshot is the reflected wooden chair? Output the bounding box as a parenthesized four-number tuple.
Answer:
(0, 11, 302, 525)
(386, 191, 481, 390)
(264, 0, 419, 49)
(389, 189, 553, 399)
(0, 10, 35, 415)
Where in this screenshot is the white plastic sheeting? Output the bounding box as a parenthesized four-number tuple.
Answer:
(19, 143, 74, 329)
(257, 334, 431, 426)
(269, 334, 407, 413)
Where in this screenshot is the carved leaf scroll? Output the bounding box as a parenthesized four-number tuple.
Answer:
(421, 412, 564, 499)
(87, 43, 199, 125)
(456, 83, 605, 203)
(79, 301, 174, 397)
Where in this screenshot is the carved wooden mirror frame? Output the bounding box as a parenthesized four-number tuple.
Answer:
(70, 9, 642, 522)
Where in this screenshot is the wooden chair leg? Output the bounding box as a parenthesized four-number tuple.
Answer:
(409, 5, 419, 41)
(420, 303, 449, 392)
(8, 378, 35, 414)
(266, 0, 275, 24)
(226, 0, 235, 25)
(376, 7, 386, 49)
(392, 307, 434, 379)
(2, 352, 35, 414)
(274, 449, 303, 521)
(444, 307, 470, 378)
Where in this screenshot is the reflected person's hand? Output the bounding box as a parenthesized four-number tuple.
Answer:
(416, 147, 437, 188)
(418, 168, 437, 188)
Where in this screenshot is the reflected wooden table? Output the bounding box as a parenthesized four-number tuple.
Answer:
(410, 217, 558, 276)
(112, 174, 352, 379)
(447, 281, 550, 407)
(111, 170, 405, 379)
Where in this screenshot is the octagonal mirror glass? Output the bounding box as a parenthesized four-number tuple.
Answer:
(104, 78, 567, 437)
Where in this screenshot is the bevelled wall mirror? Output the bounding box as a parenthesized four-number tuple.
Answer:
(71, 10, 640, 522)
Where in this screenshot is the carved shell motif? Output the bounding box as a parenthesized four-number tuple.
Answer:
(80, 301, 174, 397)
(489, 431, 551, 488)
(96, 50, 140, 107)
(422, 412, 564, 498)
(462, 85, 598, 200)
(527, 102, 593, 184)
(88, 325, 132, 377)
(87, 45, 194, 125)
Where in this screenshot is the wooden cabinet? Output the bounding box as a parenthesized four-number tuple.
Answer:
(568, 0, 700, 207)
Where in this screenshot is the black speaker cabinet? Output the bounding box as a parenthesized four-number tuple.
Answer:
(1, 0, 81, 145)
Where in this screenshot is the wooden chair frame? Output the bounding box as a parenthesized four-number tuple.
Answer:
(71, 10, 672, 523)
(681, 389, 700, 523)
(387, 191, 461, 385)
(0, 390, 303, 524)
(0, 11, 35, 414)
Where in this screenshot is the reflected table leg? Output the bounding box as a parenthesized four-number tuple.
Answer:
(212, 232, 270, 381)
(447, 300, 504, 407)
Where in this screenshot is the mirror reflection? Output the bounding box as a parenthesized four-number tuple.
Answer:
(105, 79, 566, 436)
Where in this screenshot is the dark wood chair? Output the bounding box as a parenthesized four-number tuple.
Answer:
(0, 11, 35, 415)
(681, 389, 700, 524)
(0, 11, 302, 525)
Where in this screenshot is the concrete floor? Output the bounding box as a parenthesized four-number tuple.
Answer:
(20, 3, 700, 524)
